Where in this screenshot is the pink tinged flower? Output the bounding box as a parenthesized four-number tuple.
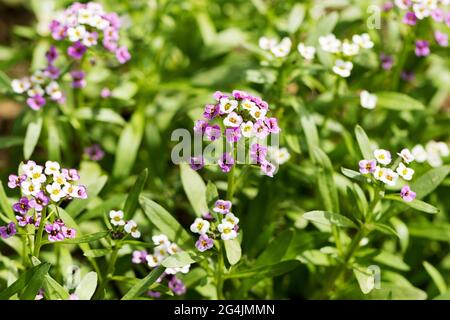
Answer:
(45, 65, 61, 80)
(403, 12, 417, 25)
(260, 160, 276, 177)
(205, 124, 221, 141)
(69, 294, 79, 300)
(101, 88, 111, 98)
(104, 12, 122, 28)
(264, 117, 280, 134)
(71, 70, 86, 89)
(7, 174, 26, 188)
(103, 38, 118, 52)
(76, 185, 88, 199)
(383, 2, 394, 11)
(104, 27, 120, 41)
(213, 90, 228, 101)
(27, 95, 46, 110)
(232, 90, 248, 100)
(35, 288, 44, 300)
(193, 120, 208, 135)
(67, 41, 87, 60)
(168, 277, 186, 296)
(115, 46, 131, 64)
(132, 250, 148, 264)
(213, 200, 232, 214)
(148, 291, 161, 298)
(435, 31, 448, 47)
(203, 104, 219, 120)
(45, 46, 58, 64)
(190, 156, 204, 171)
(225, 127, 241, 143)
(250, 143, 268, 164)
(84, 144, 105, 161)
(16, 215, 29, 227)
(218, 152, 235, 173)
(195, 234, 214, 252)
(431, 9, 444, 22)
(0, 222, 17, 239)
(82, 31, 98, 47)
(45, 223, 64, 242)
(401, 70, 415, 82)
(50, 21, 67, 40)
(28, 191, 49, 211)
(202, 212, 214, 221)
(400, 185, 416, 202)
(13, 197, 30, 215)
(446, 12, 450, 27)
(415, 40, 430, 57)
(380, 53, 394, 70)
(62, 226, 76, 239)
(253, 120, 269, 139)
(62, 168, 80, 181)
(358, 159, 377, 174)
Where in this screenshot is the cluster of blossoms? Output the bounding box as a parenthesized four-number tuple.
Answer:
(258, 37, 292, 58)
(189, 200, 240, 252)
(131, 234, 191, 296)
(411, 140, 449, 167)
(49, 2, 131, 64)
(109, 210, 140, 239)
(192, 90, 281, 177)
(319, 33, 374, 77)
(359, 148, 417, 202)
(7, 160, 86, 241)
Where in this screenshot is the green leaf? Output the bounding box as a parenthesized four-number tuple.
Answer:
(206, 181, 219, 207)
(180, 164, 209, 217)
(74, 272, 98, 300)
(376, 92, 425, 111)
(83, 248, 111, 258)
(226, 261, 300, 279)
(371, 223, 399, 239)
(411, 166, 450, 199)
(0, 136, 23, 149)
(44, 231, 109, 245)
(224, 238, 241, 266)
(23, 116, 43, 159)
(0, 262, 50, 299)
(305, 12, 339, 45)
(121, 266, 165, 300)
(312, 147, 340, 213)
(374, 251, 410, 271)
(75, 108, 125, 125)
(423, 261, 447, 295)
(300, 115, 320, 158)
(139, 195, 192, 248)
(123, 168, 148, 220)
(286, 4, 305, 34)
(384, 194, 439, 214)
(161, 251, 196, 268)
(43, 275, 70, 300)
(0, 70, 12, 94)
(303, 210, 357, 228)
(20, 262, 51, 300)
(353, 266, 375, 294)
(409, 222, 450, 242)
(65, 175, 108, 218)
(355, 125, 373, 160)
(113, 109, 145, 179)
(0, 181, 14, 221)
(46, 118, 61, 162)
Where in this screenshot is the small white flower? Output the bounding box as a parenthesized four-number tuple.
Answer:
(395, 0, 411, 10)
(92, 16, 110, 30)
(397, 148, 414, 164)
(109, 210, 125, 226)
(82, 32, 98, 47)
(77, 8, 93, 24)
(396, 162, 414, 180)
(270, 37, 291, 57)
(352, 33, 374, 49)
(166, 264, 190, 275)
(53, 173, 67, 186)
(62, 183, 78, 198)
(67, 25, 87, 42)
(154, 244, 170, 258)
(240, 121, 254, 138)
(223, 213, 239, 226)
(167, 243, 180, 255)
(381, 168, 398, 186)
(360, 90, 377, 109)
(30, 70, 46, 85)
(373, 166, 385, 181)
(21, 181, 41, 197)
(297, 43, 316, 60)
(259, 36, 277, 50)
(241, 99, 255, 111)
(223, 112, 243, 127)
(46, 182, 67, 202)
(374, 149, 392, 165)
(427, 141, 449, 157)
(249, 106, 267, 120)
(190, 218, 210, 235)
(217, 221, 237, 240)
(44, 161, 60, 176)
(219, 97, 238, 114)
(27, 86, 44, 97)
(413, 3, 430, 19)
(30, 166, 46, 184)
(268, 146, 291, 165)
(427, 153, 443, 167)
(319, 34, 341, 53)
(332, 59, 353, 78)
(11, 78, 31, 94)
(152, 234, 170, 246)
(124, 220, 141, 238)
(411, 145, 428, 163)
(22, 160, 37, 177)
(146, 254, 162, 267)
(45, 82, 63, 101)
(342, 40, 360, 56)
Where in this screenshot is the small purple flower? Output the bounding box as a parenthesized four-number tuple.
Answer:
(84, 144, 105, 161)
(190, 156, 205, 171)
(213, 91, 228, 101)
(115, 46, 131, 64)
(45, 65, 61, 80)
(202, 212, 214, 221)
(69, 294, 79, 300)
(225, 127, 241, 143)
(218, 152, 235, 173)
(13, 197, 30, 215)
(50, 21, 67, 40)
(435, 31, 448, 47)
(76, 186, 88, 199)
(213, 200, 232, 214)
(260, 160, 276, 178)
(67, 41, 87, 60)
(0, 222, 17, 239)
(35, 288, 45, 300)
(7, 174, 26, 189)
(45, 223, 65, 242)
(27, 95, 46, 110)
(132, 250, 148, 264)
(205, 125, 221, 141)
(168, 277, 186, 295)
(415, 40, 430, 57)
(104, 13, 122, 29)
(71, 70, 86, 88)
(358, 159, 377, 174)
(203, 104, 219, 120)
(148, 291, 161, 298)
(403, 12, 417, 25)
(431, 9, 444, 23)
(250, 143, 268, 164)
(29, 213, 41, 228)
(400, 185, 416, 202)
(253, 120, 269, 139)
(380, 53, 394, 70)
(195, 234, 214, 252)
(193, 120, 208, 135)
(101, 88, 111, 98)
(45, 46, 58, 64)
(54, 218, 65, 227)
(29, 191, 50, 212)
(61, 226, 76, 239)
(264, 117, 280, 134)
(62, 168, 80, 181)
(16, 215, 29, 227)
(232, 90, 248, 100)
(401, 70, 415, 82)
(383, 2, 394, 11)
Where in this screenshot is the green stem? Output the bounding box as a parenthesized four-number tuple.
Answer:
(94, 244, 119, 299)
(216, 242, 225, 300)
(33, 207, 47, 258)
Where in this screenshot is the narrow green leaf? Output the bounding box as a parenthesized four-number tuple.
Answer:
(43, 275, 70, 300)
(286, 4, 305, 34)
(180, 164, 208, 217)
(353, 266, 375, 294)
(65, 175, 108, 218)
(423, 261, 447, 295)
(376, 92, 425, 111)
(83, 248, 111, 258)
(0, 181, 14, 221)
(20, 262, 51, 300)
(411, 166, 450, 199)
(74, 272, 98, 300)
(121, 266, 165, 300)
(75, 108, 125, 125)
(224, 238, 241, 266)
(0, 136, 23, 149)
(355, 125, 373, 160)
(226, 261, 300, 279)
(23, 116, 43, 159)
(0, 262, 49, 299)
(123, 168, 148, 220)
(384, 194, 439, 214)
(43, 231, 109, 246)
(303, 210, 357, 228)
(300, 115, 319, 158)
(409, 222, 450, 242)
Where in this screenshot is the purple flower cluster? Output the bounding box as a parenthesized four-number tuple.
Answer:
(191, 90, 280, 177)
(45, 220, 76, 242)
(0, 222, 17, 239)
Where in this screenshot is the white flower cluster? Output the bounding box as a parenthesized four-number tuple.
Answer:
(109, 210, 141, 238)
(145, 234, 191, 274)
(259, 37, 292, 58)
(11, 72, 63, 107)
(412, 141, 449, 167)
(395, 0, 448, 20)
(373, 148, 415, 186)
